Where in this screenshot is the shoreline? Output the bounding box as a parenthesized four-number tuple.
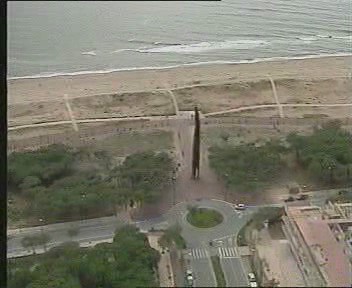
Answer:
(8, 55, 352, 106)
(8, 53, 352, 81)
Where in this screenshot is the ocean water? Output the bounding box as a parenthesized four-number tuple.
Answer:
(7, 0, 352, 79)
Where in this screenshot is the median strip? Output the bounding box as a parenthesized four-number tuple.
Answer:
(211, 255, 227, 287)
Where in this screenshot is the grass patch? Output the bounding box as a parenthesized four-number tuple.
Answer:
(186, 207, 223, 228)
(211, 256, 226, 287)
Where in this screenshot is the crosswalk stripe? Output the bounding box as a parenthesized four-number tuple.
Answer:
(190, 248, 209, 259)
(218, 247, 239, 258)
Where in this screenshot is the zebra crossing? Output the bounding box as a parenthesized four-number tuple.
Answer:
(218, 247, 238, 258)
(188, 248, 209, 259)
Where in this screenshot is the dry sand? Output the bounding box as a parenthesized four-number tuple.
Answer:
(7, 55, 352, 126)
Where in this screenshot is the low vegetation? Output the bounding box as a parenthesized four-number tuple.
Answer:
(186, 206, 223, 228)
(326, 189, 352, 204)
(209, 140, 285, 192)
(209, 120, 352, 193)
(237, 207, 284, 246)
(210, 256, 226, 287)
(8, 226, 160, 288)
(287, 120, 352, 185)
(158, 225, 186, 249)
(8, 144, 174, 225)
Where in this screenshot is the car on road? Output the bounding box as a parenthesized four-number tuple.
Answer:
(235, 203, 246, 210)
(248, 272, 257, 287)
(186, 270, 193, 287)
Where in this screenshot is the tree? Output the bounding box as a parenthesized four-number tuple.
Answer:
(287, 122, 352, 184)
(8, 144, 74, 188)
(67, 226, 79, 240)
(36, 233, 51, 252)
(220, 131, 230, 142)
(21, 236, 36, 255)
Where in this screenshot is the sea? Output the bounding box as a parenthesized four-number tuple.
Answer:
(7, 0, 352, 79)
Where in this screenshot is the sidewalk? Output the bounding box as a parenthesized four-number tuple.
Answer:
(147, 233, 175, 287)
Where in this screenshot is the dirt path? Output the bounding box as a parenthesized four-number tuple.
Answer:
(8, 103, 352, 131)
(63, 93, 79, 131)
(268, 75, 284, 118)
(204, 103, 352, 117)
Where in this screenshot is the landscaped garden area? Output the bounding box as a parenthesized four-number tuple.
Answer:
(186, 206, 223, 228)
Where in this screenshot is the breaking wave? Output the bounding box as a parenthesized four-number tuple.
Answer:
(134, 39, 269, 53)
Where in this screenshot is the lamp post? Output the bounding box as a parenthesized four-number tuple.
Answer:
(224, 173, 229, 201)
(172, 169, 177, 205)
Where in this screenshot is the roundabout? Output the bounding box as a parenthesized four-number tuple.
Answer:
(165, 199, 256, 248)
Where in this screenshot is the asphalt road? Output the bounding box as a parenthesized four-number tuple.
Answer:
(191, 257, 217, 287)
(7, 216, 127, 258)
(220, 257, 249, 287)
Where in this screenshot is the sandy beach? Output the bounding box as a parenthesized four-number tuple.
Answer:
(7, 55, 352, 126)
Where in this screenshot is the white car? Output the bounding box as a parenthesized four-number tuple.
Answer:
(248, 273, 256, 281)
(235, 203, 246, 210)
(249, 282, 258, 287)
(186, 275, 193, 286)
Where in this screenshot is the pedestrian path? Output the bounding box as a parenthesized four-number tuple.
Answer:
(188, 248, 209, 259)
(218, 247, 238, 258)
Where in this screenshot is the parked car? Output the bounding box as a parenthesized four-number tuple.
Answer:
(186, 275, 193, 287)
(284, 196, 295, 202)
(186, 270, 193, 287)
(296, 194, 308, 200)
(248, 273, 256, 282)
(235, 203, 246, 210)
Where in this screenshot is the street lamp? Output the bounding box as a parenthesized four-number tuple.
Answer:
(224, 173, 229, 201)
(172, 170, 177, 205)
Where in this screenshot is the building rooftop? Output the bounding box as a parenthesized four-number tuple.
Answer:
(287, 206, 352, 287)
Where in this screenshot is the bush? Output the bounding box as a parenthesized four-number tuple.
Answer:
(8, 144, 74, 188)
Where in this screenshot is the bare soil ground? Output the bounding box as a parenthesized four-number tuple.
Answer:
(83, 130, 173, 157)
(174, 80, 274, 113)
(256, 228, 305, 287)
(8, 56, 352, 126)
(70, 90, 175, 119)
(275, 78, 352, 104)
(8, 100, 69, 126)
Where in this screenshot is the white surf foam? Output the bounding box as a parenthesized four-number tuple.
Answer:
(81, 51, 97, 56)
(8, 53, 352, 80)
(135, 39, 269, 53)
(298, 36, 318, 42)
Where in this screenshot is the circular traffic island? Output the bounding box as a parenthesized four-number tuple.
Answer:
(186, 207, 223, 228)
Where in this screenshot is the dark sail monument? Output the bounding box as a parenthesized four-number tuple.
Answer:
(192, 106, 200, 179)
